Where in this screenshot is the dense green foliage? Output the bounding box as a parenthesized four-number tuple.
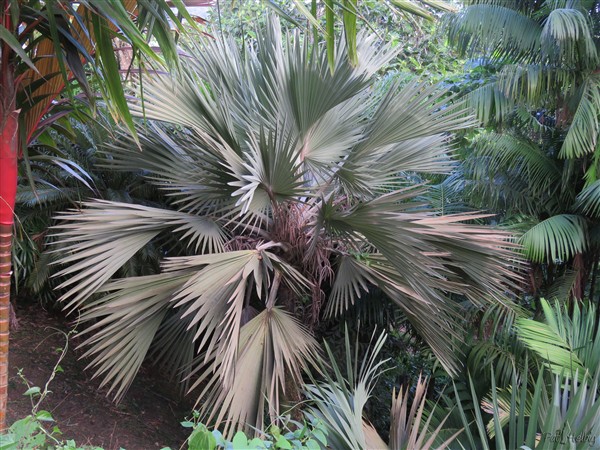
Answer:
(446, 0, 600, 304)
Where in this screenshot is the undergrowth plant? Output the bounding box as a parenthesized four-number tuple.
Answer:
(0, 330, 103, 450)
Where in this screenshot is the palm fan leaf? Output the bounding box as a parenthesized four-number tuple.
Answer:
(52, 200, 226, 310)
(322, 189, 520, 374)
(192, 307, 319, 437)
(75, 273, 185, 401)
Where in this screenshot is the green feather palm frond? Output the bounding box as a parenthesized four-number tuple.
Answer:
(576, 178, 600, 217)
(516, 298, 600, 379)
(519, 214, 587, 264)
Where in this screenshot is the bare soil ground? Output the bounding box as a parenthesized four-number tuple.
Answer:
(7, 301, 192, 450)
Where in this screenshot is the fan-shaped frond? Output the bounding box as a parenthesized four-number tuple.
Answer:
(321, 190, 520, 374)
(327, 255, 373, 318)
(337, 82, 475, 193)
(162, 250, 269, 388)
(52, 200, 226, 310)
(76, 273, 186, 401)
(193, 307, 319, 437)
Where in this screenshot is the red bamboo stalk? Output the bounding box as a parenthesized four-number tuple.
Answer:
(0, 110, 18, 433)
(0, 0, 17, 431)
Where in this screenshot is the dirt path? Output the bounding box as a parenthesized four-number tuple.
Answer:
(7, 302, 192, 450)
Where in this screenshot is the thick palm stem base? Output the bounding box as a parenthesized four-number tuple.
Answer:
(0, 223, 11, 432)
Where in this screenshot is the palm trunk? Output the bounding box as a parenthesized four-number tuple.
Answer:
(0, 110, 18, 432)
(0, 0, 18, 430)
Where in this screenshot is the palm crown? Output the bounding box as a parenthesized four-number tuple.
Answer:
(53, 19, 520, 434)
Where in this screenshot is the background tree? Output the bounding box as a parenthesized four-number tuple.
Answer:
(445, 0, 600, 305)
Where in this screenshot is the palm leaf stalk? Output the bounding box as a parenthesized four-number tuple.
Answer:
(53, 18, 522, 435)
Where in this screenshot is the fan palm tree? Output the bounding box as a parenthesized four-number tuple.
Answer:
(0, 0, 207, 431)
(445, 0, 600, 302)
(52, 18, 521, 435)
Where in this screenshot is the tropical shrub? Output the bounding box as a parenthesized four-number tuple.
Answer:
(51, 18, 520, 435)
(434, 298, 600, 449)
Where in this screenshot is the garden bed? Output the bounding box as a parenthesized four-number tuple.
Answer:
(7, 301, 191, 450)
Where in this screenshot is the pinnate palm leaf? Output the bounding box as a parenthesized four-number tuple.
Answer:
(519, 214, 587, 263)
(516, 298, 600, 379)
(540, 7, 598, 63)
(446, 3, 541, 61)
(576, 179, 600, 217)
(470, 132, 561, 197)
(559, 75, 600, 158)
